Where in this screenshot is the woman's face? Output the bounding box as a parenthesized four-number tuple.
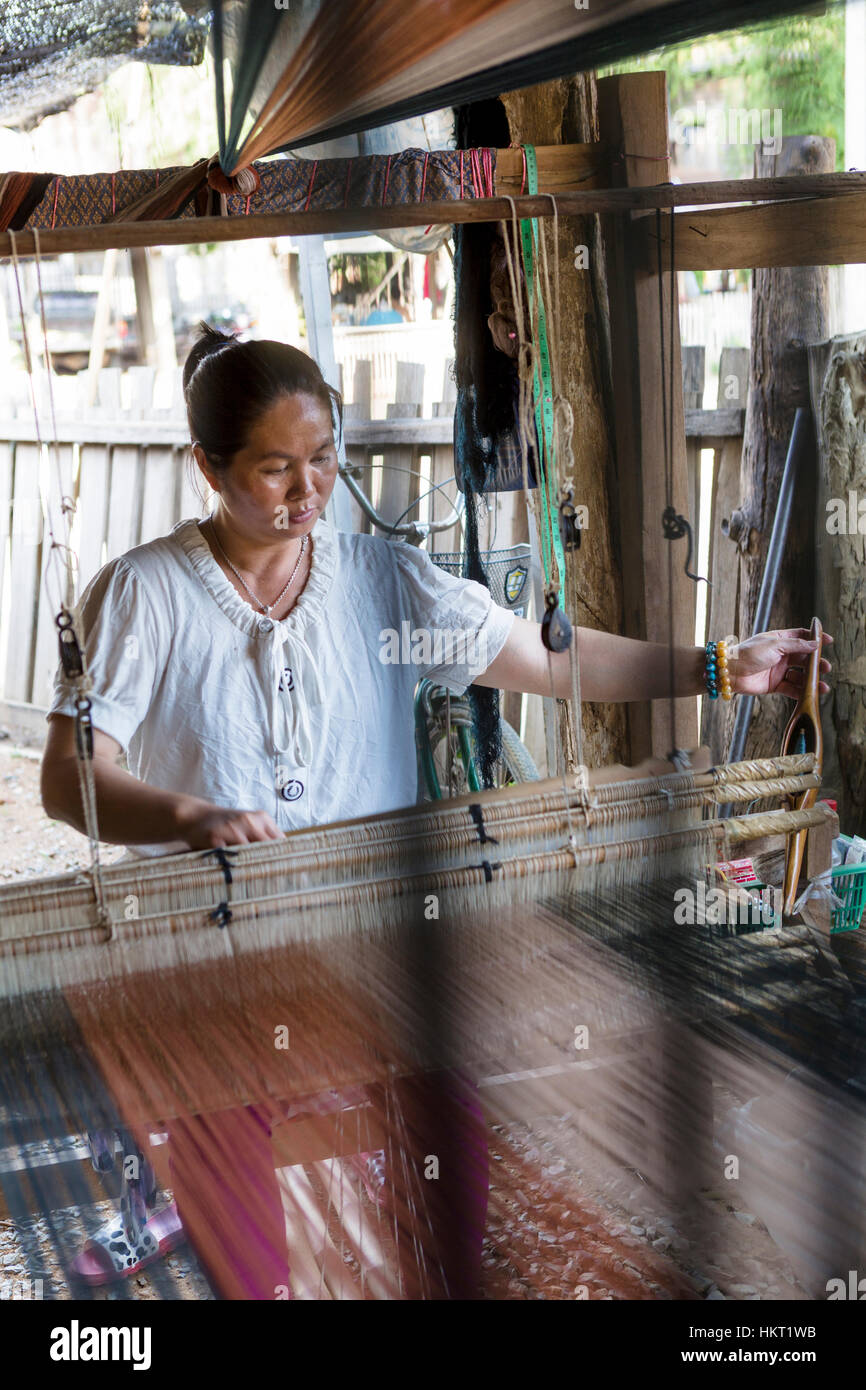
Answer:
(196, 391, 339, 541)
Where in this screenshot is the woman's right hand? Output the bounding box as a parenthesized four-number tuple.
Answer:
(174, 798, 283, 849)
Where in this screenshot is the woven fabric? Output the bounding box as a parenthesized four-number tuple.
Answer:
(18, 148, 497, 230)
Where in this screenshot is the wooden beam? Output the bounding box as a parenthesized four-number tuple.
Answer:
(0, 416, 452, 447)
(494, 141, 612, 194)
(635, 192, 866, 271)
(0, 408, 739, 450)
(4, 171, 866, 258)
(686, 407, 744, 438)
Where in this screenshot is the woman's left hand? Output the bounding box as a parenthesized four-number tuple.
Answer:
(731, 627, 834, 698)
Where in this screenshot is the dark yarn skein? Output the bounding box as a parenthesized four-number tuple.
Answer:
(450, 100, 531, 789)
(451, 192, 507, 785)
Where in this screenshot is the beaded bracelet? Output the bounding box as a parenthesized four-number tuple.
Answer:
(705, 638, 735, 701)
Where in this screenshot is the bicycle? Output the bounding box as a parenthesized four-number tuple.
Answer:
(412, 545, 540, 798)
(340, 454, 540, 797)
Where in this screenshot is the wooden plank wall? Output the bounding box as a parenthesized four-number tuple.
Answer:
(0, 362, 467, 710)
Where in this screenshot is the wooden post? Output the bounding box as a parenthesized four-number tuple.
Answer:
(343, 358, 374, 536)
(86, 247, 118, 402)
(430, 359, 460, 553)
(129, 249, 177, 368)
(380, 361, 424, 535)
(597, 71, 698, 760)
(807, 331, 866, 833)
(130, 248, 158, 367)
(805, 810, 837, 937)
(732, 137, 833, 763)
(501, 75, 630, 772)
(682, 346, 706, 547)
(702, 347, 750, 766)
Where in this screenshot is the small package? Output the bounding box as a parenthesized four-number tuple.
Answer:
(712, 856, 762, 887)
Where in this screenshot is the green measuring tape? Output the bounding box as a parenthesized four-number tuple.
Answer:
(518, 144, 567, 592)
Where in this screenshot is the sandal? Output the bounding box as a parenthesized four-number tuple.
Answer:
(346, 1150, 386, 1207)
(70, 1202, 185, 1286)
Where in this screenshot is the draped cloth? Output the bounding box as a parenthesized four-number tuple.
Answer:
(207, 0, 824, 158)
(0, 148, 497, 233)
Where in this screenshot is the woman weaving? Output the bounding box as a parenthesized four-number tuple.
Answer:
(40, 325, 832, 1296)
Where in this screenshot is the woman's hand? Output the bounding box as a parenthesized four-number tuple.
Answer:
(174, 798, 284, 849)
(731, 628, 833, 698)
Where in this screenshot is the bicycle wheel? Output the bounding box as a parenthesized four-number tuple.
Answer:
(417, 681, 540, 798)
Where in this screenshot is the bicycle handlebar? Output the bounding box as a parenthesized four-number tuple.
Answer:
(338, 462, 463, 545)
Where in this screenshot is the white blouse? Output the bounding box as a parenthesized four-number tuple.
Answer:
(48, 516, 515, 857)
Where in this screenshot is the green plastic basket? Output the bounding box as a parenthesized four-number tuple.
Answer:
(831, 835, 866, 934)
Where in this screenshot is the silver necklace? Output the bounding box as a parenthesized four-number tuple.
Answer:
(207, 517, 308, 616)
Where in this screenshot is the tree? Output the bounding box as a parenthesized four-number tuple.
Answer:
(600, 8, 845, 173)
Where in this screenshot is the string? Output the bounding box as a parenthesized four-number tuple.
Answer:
(499, 197, 545, 584)
(499, 194, 596, 822)
(535, 192, 591, 798)
(7, 228, 112, 937)
(32, 228, 76, 612)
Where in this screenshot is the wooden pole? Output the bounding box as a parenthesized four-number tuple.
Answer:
(598, 71, 697, 760)
(4, 172, 866, 260)
(501, 74, 629, 772)
(733, 137, 833, 764)
(702, 347, 750, 767)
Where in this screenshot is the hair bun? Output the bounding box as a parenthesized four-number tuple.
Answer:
(182, 321, 237, 391)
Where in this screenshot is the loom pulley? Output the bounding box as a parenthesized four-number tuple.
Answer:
(558, 486, 582, 552)
(540, 590, 573, 654)
(56, 609, 85, 681)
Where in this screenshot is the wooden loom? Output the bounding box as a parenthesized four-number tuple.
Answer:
(0, 748, 847, 1298)
(0, 49, 859, 1295)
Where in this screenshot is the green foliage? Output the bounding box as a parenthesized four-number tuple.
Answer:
(328, 251, 391, 295)
(729, 13, 845, 163)
(600, 6, 846, 169)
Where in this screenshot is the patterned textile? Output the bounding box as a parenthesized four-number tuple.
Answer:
(5, 148, 498, 232)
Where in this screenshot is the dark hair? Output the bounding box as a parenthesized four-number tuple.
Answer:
(183, 322, 343, 469)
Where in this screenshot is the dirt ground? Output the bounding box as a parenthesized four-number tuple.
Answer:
(0, 737, 125, 882)
(0, 739, 811, 1301)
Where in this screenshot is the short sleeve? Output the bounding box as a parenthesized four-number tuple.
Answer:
(392, 542, 515, 694)
(47, 557, 163, 751)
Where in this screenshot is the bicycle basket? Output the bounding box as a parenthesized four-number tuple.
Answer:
(429, 545, 532, 614)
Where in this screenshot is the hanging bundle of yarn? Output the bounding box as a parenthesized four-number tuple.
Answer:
(206, 156, 261, 199)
